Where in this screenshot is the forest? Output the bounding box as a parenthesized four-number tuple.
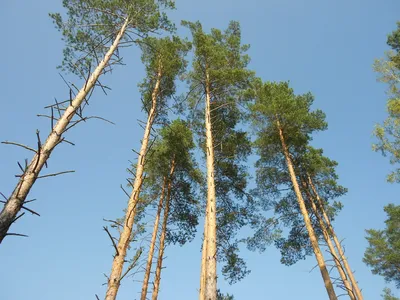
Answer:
(0, 1, 399, 300)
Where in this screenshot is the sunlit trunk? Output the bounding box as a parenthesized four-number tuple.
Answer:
(203, 69, 217, 300)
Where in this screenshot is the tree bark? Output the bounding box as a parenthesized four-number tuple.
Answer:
(308, 176, 363, 300)
(151, 159, 175, 300)
(140, 177, 167, 300)
(105, 64, 162, 300)
(276, 119, 337, 300)
(301, 180, 356, 300)
(204, 69, 217, 300)
(0, 18, 130, 244)
(199, 207, 208, 300)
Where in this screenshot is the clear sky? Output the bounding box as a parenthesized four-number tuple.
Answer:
(0, 0, 399, 299)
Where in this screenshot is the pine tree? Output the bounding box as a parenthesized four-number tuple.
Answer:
(250, 80, 338, 300)
(182, 20, 253, 300)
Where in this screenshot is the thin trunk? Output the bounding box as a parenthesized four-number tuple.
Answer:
(204, 69, 217, 300)
(151, 159, 175, 300)
(199, 201, 208, 300)
(140, 177, 167, 300)
(276, 119, 337, 300)
(308, 176, 363, 300)
(105, 64, 162, 300)
(301, 181, 356, 300)
(0, 18, 130, 243)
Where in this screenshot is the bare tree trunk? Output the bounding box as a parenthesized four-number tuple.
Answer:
(0, 18, 130, 244)
(199, 208, 208, 300)
(105, 65, 162, 300)
(308, 176, 363, 300)
(301, 181, 356, 300)
(140, 177, 167, 300)
(151, 159, 175, 300)
(276, 119, 337, 300)
(204, 69, 217, 300)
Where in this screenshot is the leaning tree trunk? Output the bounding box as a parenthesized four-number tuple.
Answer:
(276, 119, 338, 300)
(140, 177, 167, 300)
(308, 176, 363, 300)
(105, 65, 162, 300)
(0, 18, 130, 244)
(203, 69, 217, 300)
(151, 159, 175, 300)
(301, 180, 356, 300)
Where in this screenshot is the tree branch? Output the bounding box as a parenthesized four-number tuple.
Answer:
(1, 141, 37, 153)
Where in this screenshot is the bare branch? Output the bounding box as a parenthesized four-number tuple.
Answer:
(0, 201, 40, 217)
(37, 170, 75, 179)
(0, 192, 7, 200)
(2, 141, 37, 153)
(120, 185, 130, 198)
(6, 233, 28, 238)
(120, 248, 143, 281)
(103, 226, 119, 256)
(11, 212, 25, 225)
(103, 218, 123, 228)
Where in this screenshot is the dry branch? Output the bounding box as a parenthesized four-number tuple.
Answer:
(2, 141, 37, 153)
(104, 226, 119, 256)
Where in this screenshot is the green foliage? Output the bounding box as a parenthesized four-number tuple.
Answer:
(217, 289, 235, 300)
(143, 119, 202, 245)
(182, 20, 253, 112)
(50, 0, 175, 77)
(382, 287, 400, 300)
(387, 22, 400, 68)
(138, 36, 191, 121)
(364, 204, 400, 288)
(250, 80, 327, 156)
(248, 81, 346, 265)
(373, 22, 400, 182)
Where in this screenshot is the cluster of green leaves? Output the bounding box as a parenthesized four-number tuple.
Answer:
(373, 22, 400, 182)
(217, 289, 235, 300)
(382, 287, 400, 300)
(182, 20, 253, 112)
(142, 119, 202, 246)
(50, 0, 175, 77)
(364, 204, 400, 288)
(138, 36, 191, 122)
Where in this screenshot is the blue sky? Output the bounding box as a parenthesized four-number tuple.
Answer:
(0, 0, 399, 299)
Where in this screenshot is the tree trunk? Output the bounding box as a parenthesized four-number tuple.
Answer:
(301, 180, 356, 300)
(276, 119, 337, 300)
(199, 208, 208, 300)
(308, 176, 363, 300)
(204, 69, 217, 300)
(140, 177, 167, 300)
(105, 65, 162, 300)
(0, 18, 130, 244)
(151, 159, 175, 300)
